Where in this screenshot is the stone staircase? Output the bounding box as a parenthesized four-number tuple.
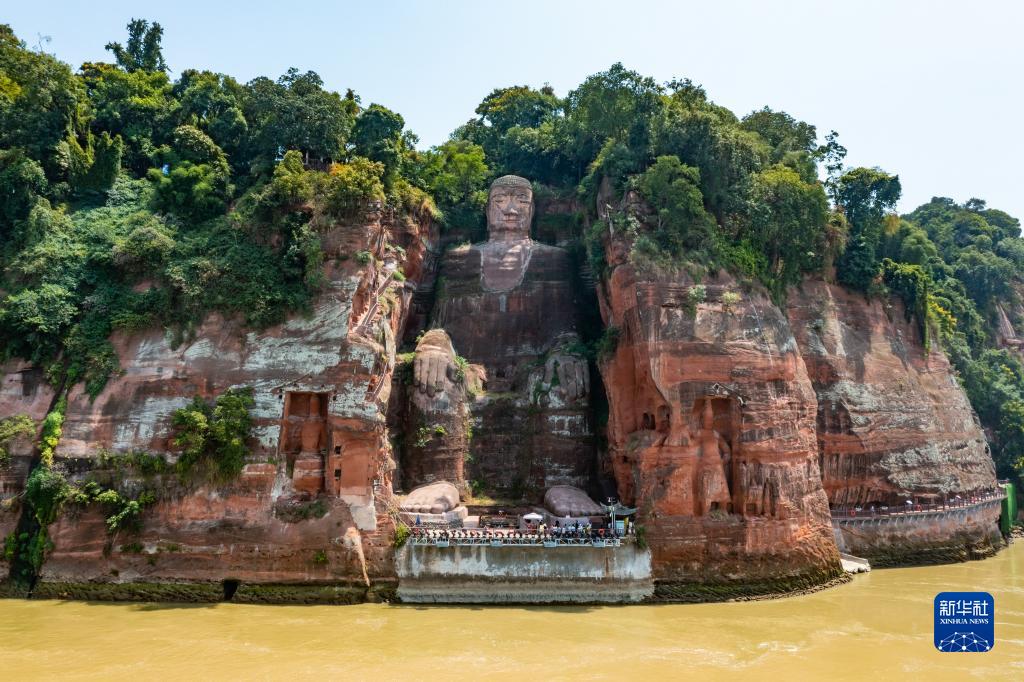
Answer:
(578, 259, 598, 290)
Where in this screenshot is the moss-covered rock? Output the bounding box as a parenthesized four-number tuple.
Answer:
(31, 581, 222, 602)
(230, 583, 368, 605)
(648, 565, 848, 603)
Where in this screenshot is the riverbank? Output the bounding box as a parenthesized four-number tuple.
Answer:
(2, 539, 1013, 605)
(0, 541, 1020, 680)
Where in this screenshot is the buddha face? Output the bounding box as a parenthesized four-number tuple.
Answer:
(486, 183, 533, 241)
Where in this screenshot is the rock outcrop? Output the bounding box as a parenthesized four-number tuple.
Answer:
(5, 207, 437, 597)
(596, 259, 842, 590)
(0, 363, 46, 578)
(787, 280, 1000, 563)
(787, 281, 996, 507)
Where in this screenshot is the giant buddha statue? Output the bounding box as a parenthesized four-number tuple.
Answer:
(408, 175, 593, 496)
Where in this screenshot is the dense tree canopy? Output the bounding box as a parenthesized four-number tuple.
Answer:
(0, 21, 431, 399)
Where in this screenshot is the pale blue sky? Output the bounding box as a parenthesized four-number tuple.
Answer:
(7, 1, 1024, 218)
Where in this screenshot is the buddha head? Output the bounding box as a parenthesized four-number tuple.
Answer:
(486, 175, 533, 242)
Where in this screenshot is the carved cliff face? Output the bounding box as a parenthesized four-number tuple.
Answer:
(478, 177, 537, 291)
(423, 175, 593, 496)
(486, 180, 534, 243)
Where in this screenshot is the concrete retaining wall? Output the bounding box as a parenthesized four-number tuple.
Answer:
(395, 544, 653, 603)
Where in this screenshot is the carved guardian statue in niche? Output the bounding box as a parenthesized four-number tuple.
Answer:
(299, 394, 325, 454)
(696, 398, 732, 515)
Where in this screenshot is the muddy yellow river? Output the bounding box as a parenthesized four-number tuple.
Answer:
(1, 543, 1021, 680)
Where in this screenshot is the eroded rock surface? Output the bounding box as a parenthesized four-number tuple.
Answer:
(787, 281, 996, 507)
(1, 174, 1005, 601)
(596, 259, 841, 586)
(10, 208, 437, 591)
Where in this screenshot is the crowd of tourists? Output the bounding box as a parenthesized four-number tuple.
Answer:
(409, 520, 632, 546)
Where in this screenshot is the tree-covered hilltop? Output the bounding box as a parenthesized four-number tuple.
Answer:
(0, 23, 1022, 481)
(0, 20, 483, 398)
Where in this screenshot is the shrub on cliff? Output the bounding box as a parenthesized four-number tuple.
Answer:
(634, 153, 716, 258)
(25, 466, 73, 527)
(0, 415, 35, 466)
(321, 157, 386, 217)
(741, 164, 830, 297)
(148, 126, 233, 221)
(171, 387, 255, 482)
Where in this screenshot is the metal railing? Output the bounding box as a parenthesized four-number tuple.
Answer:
(830, 489, 1005, 520)
(354, 271, 394, 338)
(408, 530, 631, 548)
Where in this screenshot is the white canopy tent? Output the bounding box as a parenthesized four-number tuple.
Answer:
(520, 512, 544, 530)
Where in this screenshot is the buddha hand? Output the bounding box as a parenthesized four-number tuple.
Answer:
(544, 353, 589, 402)
(413, 329, 458, 397)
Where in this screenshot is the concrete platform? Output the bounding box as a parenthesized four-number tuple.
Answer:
(840, 553, 871, 574)
(395, 543, 653, 604)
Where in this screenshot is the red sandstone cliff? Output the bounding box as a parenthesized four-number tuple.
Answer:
(787, 281, 995, 507)
(0, 185, 1005, 599)
(1, 207, 437, 593)
(596, 259, 842, 586)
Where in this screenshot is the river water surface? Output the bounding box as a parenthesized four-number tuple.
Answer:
(1, 542, 1022, 680)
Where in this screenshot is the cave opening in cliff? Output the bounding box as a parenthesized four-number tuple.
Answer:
(221, 579, 240, 601)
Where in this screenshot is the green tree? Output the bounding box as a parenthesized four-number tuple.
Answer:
(413, 140, 489, 229)
(321, 156, 385, 217)
(148, 125, 233, 221)
(475, 84, 561, 131)
(242, 69, 357, 171)
(0, 149, 47, 245)
(834, 167, 901, 290)
(740, 107, 818, 181)
(564, 63, 661, 165)
(105, 18, 167, 73)
(952, 247, 1014, 308)
(173, 69, 247, 158)
(172, 388, 254, 481)
(0, 283, 78, 363)
(454, 84, 570, 183)
(80, 61, 176, 173)
(351, 103, 406, 187)
(650, 94, 768, 218)
(0, 25, 93, 186)
(635, 155, 715, 257)
(742, 164, 829, 294)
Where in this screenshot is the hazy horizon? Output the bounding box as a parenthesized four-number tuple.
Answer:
(7, 0, 1023, 218)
